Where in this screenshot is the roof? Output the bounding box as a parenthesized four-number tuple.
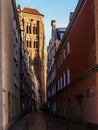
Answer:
(22, 8, 44, 16)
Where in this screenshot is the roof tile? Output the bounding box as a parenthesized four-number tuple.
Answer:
(22, 8, 44, 16)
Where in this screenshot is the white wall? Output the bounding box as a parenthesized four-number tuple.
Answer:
(0, 0, 3, 129)
(1, 0, 20, 129)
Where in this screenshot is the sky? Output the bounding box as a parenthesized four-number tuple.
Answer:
(16, 0, 78, 45)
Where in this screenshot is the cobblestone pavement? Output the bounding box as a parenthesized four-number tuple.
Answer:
(8, 114, 30, 130)
(23, 112, 93, 130)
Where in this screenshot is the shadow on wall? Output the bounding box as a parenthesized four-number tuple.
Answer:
(29, 50, 43, 109)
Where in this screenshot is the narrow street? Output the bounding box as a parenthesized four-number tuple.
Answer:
(10, 112, 93, 130)
(1, 0, 98, 129)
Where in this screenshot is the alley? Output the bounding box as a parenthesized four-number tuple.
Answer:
(12, 111, 93, 130)
(1, 0, 98, 129)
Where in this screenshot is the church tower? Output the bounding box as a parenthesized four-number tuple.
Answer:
(18, 7, 47, 110)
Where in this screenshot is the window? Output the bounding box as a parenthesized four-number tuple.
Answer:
(26, 23, 31, 34)
(60, 76, 63, 89)
(33, 24, 37, 35)
(67, 42, 70, 55)
(29, 24, 31, 34)
(63, 72, 66, 87)
(33, 40, 38, 48)
(26, 24, 29, 33)
(67, 68, 71, 85)
(36, 26, 38, 35)
(36, 21, 39, 35)
(26, 38, 32, 48)
(33, 21, 39, 35)
(33, 25, 35, 34)
(63, 48, 66, 60)
(29, 40, 32, 48)
(58, 79, 60, 91)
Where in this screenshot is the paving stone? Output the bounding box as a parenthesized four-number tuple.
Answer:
(10, 112, 94, 130)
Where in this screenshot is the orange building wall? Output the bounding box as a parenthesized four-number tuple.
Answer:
(55, 0, 98, 126)
(69, 0, 95, 81)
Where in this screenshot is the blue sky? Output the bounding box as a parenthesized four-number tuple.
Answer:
(16, 0, 78, 45)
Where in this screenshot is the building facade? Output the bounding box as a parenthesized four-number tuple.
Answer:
(0, 0, 21, 129)
(52, 0, 98, 127)
(17, 5, 38, 115)
(47, 20, 66, 114)
(18, 7, 47, 110)
(20, 46, 36, 115)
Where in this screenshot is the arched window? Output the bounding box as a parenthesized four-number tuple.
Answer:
(33, 40, 38, 48)
(29, 40, 32, 48)
(26, 37, 32, 48)
(29, 24, 31, 34)
(26, 25, 29, 33)
(36, 21, 39, 35)
(33, 25, 35, 34)
(26, 23, 31, 34)
(33, 21, 39, 35)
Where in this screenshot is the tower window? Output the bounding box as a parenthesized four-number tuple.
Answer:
(33, 40, 38, 48)
(29, 24, 31, 34)
(26, 23, 31, 34)
(33, 21, 39, 35)
(26, 25, 29, 33)
(29, 40, 32, 48)
(33, 25, 35, 34)
(26, 38, 32, 48)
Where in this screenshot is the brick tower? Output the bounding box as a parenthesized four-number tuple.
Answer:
(18, 7, 47, 110)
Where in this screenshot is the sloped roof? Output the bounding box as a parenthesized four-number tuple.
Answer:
(22, 8, 44, 16)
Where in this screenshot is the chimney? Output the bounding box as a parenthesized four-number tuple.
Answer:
(51, 20, 56, 28)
